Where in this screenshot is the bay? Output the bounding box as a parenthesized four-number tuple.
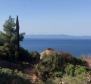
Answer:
(21, 38, 91, 57)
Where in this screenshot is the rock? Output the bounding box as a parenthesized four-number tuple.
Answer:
(40, 48, 57, 59)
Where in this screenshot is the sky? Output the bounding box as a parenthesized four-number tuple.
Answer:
(0, 0, 91, 36)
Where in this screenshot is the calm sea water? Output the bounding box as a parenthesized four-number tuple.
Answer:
(21, 38, 91, 56)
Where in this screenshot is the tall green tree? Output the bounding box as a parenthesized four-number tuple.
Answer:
(0, 16, 24, 62)
(0, 16, 16, 59)
(15, 16, 20, 60)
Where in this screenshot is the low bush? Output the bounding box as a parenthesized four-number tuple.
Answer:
(29, 51, 40, 64)
(0, 67, 31, 84)
(18, 47, 30, 62)
(62, 73, 89, 84)
(65, 64, 75, 76)
(75, 66, 86, 75)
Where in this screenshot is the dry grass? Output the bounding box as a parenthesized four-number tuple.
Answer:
(62, 74, 89, 84)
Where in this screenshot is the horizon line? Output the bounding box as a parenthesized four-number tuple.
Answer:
(25, 34, 91, 37)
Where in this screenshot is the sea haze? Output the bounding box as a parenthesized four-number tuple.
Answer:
(21, 35, 91, 57)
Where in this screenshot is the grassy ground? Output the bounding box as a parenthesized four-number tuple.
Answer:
(62, 74, 89, 84)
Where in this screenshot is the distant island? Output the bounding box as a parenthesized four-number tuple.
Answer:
(25, 34, 91, 39)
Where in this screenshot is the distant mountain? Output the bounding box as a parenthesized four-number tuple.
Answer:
(25, 35, 91, 39)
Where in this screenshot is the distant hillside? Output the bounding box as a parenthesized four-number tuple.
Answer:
(25, 35, 91, 39)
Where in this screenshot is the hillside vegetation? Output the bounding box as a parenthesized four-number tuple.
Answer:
(0, 16, 91, 84)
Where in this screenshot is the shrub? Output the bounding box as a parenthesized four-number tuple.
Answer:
(29, 51, 40, 64)
(0, 67, 31, 84)
(65, 64, 75, 76)
(62, 73, 88, 84)
(18, 47, 30, 62)
(0, 47, 31, 63)
(58, 52, 86, 66)
(59, 52, 73, 63)
(36, 54, 65, 82)
(65, 64, 87, 76)
(75, 66, 86, 75)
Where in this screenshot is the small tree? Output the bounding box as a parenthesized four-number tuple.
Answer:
(0, 16, 16, 60)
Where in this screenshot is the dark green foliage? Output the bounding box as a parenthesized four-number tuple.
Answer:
(0, 16, 25, 62)
(0, 38, 4, 45)
(30, 51, 40, 64)
(36, 55, 62, 81)
(0, 67, 31, 84)
(65, 64, 87, 76)
(59, 52, 87, 66)
(15, 16, 20, 51)
(0, 16, 16, 59)
(72, 57, 87, 66)
(65, 64, 75, 76)
(75, 66, 86, 75)
(59, 52, 73, 63)
(37, 52, 88, 82)
(15, 16, 24, 60)
(15, 16, 25, 61)
(0, 47, 30, 63)
(52, 71, 63, 78)
(18, 47, 30, 62)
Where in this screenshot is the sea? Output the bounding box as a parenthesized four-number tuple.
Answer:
(21, 38, 91, 57)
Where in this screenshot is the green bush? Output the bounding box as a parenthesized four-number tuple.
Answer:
(65, 64, 87, 76)
(75, 66, 86, 75)
(36, 54, 65, 82)
(29, 51, 40, 64)
(62, 73, 88, 84)
(65, 64, 75, 76)
(0, 67, 31, 84)
(0, 47, 30, 63)
(18, 47, 30, 62)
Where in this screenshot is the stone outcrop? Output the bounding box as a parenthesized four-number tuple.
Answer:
(40, 48, 57, 59)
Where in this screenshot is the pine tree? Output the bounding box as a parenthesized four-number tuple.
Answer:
(0, 16, 25, 62)
(0, 16, 16, 59)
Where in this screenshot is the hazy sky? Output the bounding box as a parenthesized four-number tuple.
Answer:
(0, 0, 91, 35)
